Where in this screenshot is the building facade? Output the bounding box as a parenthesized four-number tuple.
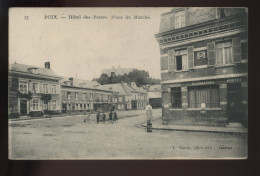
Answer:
(8, 62, 62, 117)
(101, 66, 134, 76)
(155, 8, 248, 126)
(147, 85, 162, 108)
(60, 77, 116, 113)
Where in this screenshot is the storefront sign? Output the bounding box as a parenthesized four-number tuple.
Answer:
(226, 78, 242, 83)
(191, 81, 214, 86)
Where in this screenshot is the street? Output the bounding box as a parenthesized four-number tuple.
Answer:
(9, 109, 247, 159)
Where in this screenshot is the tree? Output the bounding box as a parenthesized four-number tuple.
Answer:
(96, 69, 160, 86)
(97, 73, 110, 85)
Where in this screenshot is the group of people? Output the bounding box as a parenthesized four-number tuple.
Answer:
(83, 110, 118, 124)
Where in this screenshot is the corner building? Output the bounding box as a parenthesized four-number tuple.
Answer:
(155, 8, 248, 127)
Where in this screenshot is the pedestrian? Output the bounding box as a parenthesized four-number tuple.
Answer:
(113, 110, 118, 123)
(96, 112, 100, 124)
(87, 110, 91, 124)
(146, 103, 153, 132)
(102, 112, 106, 124)
(83, 110, 87, 123)
(109, 111, 113, 124)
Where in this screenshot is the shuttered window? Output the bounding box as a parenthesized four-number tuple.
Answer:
(175, 49, 188, 71)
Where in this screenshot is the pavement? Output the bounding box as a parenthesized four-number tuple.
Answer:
(142, 119, 248, 134)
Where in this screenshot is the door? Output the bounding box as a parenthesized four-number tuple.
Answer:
(20, 100, 27, 116)
(227, 83, 242, 122)
(132, 101, 137, 109)
(44, 101, 48, 113)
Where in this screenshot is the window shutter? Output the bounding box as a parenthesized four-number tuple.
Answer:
(160, 56, 168, 71)
(168, 50, 176, 72)
(232, 37, 241, 63)
(28, 82, 32, 93)
(187, 46, 194, 68)
(207, 42, 216, 66)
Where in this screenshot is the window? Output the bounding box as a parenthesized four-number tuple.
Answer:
(216, 41, 233, 65)
(175, 49, 188, 71)
(32, 83, 39, 93)
(80, 104, 83, 110)
(19, 81, 27, 93)
(75, 92, 79, 100)
(90, 93, 93, 100)
(67, 92, 71, 100)
(83, 93, 86, 100)
(52, 84, 57, 94)
(241, 42, 248, 60)
(43, 84, 48, 93)
(188, 85, 220, 108)
(52, 100, 57, 110)
(171, 87, 182, 108)
(32, 99, 39, 110)
(175, 10, 185, 29)
(118, 97, 123, 102)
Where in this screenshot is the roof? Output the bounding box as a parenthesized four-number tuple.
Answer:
(61, 77, 108, 90)
(101, 83, 131, 96)
(9, 63, 61, 79)
(148, 85, 161, 92)
(131, 86, 147, 94)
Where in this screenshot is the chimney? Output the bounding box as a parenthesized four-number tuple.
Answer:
(69, 77, 73, 86)
(45, 62, 50, 69)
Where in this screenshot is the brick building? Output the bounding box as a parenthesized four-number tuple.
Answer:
(8, 62, 62, 117)
(155, 8, 248, 126)
(60, 77, 116, 113)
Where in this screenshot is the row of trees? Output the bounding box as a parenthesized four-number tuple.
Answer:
(95, 69, 160, 87)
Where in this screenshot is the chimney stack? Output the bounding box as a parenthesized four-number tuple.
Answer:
(69, 77, 73, 86)
(45, 62, 50, 69)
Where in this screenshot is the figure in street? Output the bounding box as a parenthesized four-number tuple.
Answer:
(113, 110, 118, 123)
(102, 112, 106, 124)
(109, 111, 113, 124)
(146, 103, 153, 132)
(96, 112, 100, 124)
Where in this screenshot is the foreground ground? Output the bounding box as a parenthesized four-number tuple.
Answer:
(9, 109, 247, 159)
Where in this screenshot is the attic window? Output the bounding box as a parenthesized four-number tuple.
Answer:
(109, 87, 113, 90)
(94, 85, 100, 89)
(28, 68, 38, 74)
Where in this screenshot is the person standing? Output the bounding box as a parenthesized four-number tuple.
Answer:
(109, 111, 113, 124)
(96, 112, 100, 124)
(102, 112, 106, 124)
(113, 110, 118, 123)
(146, 103, 153, 132)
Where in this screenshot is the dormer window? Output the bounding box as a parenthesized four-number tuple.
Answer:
(175, 10, 185, 29)
(94, 85, 100, 89)
(109, 87, 113, 90)
(28, 68, 38, 74)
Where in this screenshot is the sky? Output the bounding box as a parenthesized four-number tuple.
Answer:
(9, 8, 172, 80)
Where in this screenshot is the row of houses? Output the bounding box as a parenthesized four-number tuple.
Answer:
(155, 8, 248, 127)
(8, 62, 149, 117)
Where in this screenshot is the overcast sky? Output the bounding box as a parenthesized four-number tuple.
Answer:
(9, 8, 172, 80)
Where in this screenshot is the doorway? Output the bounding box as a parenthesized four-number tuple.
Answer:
(20, 100, 27, 116)
(227, 83, 242, 122)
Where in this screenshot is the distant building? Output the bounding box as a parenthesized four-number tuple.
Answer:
(101, 65, 134, 76)
(8, 62, 62, 117)
(102, 82, 148, 110)
(60, 77, 116, 113)
(155, 8, 248, 126)
(147, 85, 162, 108)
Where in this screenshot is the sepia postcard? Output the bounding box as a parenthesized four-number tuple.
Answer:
(8, 7, 248, 159)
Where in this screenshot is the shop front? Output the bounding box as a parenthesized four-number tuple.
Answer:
(162, 76, 247, 126)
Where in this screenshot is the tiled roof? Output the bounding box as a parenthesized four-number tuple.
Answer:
(9, 63, 61, 78)
(148, 85, 161, 92)
(101, 83, 131, 96)
(131, 86, 147, 94)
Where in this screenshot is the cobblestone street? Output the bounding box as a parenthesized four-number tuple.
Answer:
(9, 109, 247, 159)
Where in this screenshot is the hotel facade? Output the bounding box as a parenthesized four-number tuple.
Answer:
(155, 8, 248, 126)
